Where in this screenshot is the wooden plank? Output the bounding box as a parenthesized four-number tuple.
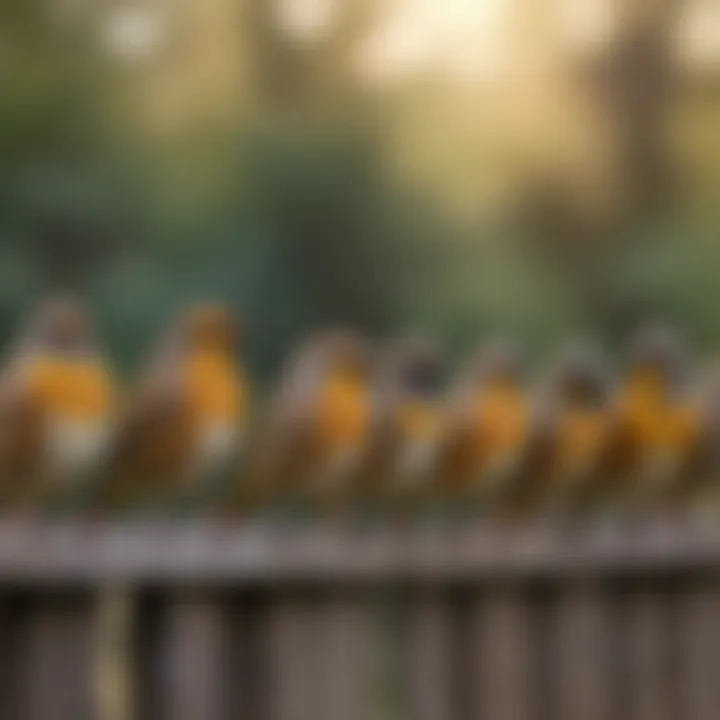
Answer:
(554, 582, 613, 720)
(96, 585, 137, 720)
(0, 521, 720, 584)
(676, 581, 720, 720)
(266, 593, 320, 720)
(474, 584, 534, 720)
(316, 593, 375, 720)
(622, 584, 676, 720)
(152, 591, 229, 720)
(17, 593, 95, 720)
(0, 594, 18, 719)
(405, 590, 455, 720)
(229, 594, 270, 720)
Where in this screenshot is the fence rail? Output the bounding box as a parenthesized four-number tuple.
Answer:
(1, 521, 720, 719)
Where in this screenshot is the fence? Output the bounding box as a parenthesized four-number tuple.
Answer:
(0, 519, 720, 719)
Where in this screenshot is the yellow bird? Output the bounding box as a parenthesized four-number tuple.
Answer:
(603, 324, 702, 511)
(434, 343, 531, 510)
(515, 345, 611, 516)
(360, 337, 446, 510)
(247, 330, 372, 513)
(102, 304, 247, 512)
(0, 297, 116, 511)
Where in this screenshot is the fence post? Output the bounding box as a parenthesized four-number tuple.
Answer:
(96, 585, 137, 720)
(406, 590, 456, 720)
(152, 590, 229, 720)
(474, 584, 533, 720)
(18, 594, 95, 720)
(554, 581, 613, 720)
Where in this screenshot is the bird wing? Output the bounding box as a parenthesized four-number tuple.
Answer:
(0, 370, 44, 496)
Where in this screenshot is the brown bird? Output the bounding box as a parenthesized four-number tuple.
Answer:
(433, 342, 532, 512)
(603, 323, 703, 512)
(359, 336, 446, 512)
(101, 304, 248, 512)
(0, 297, 117, 512)
(246, 330, 371, 514)
(513, 344, 611, 516)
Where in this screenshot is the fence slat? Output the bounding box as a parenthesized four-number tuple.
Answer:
(96, 585, 136, 720)
(316, 594, 374, 720)
(266, 594, 319, 720)
(18, 594, 95, 720)
(153, 591, 229, 720)
(554, 582, 613, 720)
(623, 585, 676, 720)
(406, 590, 455, 720)
(475, 585, 533, 720)
(677, 583, 720, 720)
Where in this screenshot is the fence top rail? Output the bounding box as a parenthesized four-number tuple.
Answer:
(0, 520, 718, 586)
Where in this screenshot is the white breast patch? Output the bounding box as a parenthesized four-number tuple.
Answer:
(395, 440, 437, 490)
(44, 416, 113, 484)
(193, 421, 240, 478)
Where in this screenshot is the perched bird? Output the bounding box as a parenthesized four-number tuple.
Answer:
(433, 342, 531, 510)
(512, 344, 611, 515)
(603, 323, 702, 511)
(360, 336, 446, 509)
(101, 304, 247, 512)
(0, 297, 116, 511)
(246, 330, 371, 513)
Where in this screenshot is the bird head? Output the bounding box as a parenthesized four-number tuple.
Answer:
(553, 344, 607, 409)
(628, 322, 687, 396)
(474, 340, 523, 392)
(176, 304, 239, 356)
(29, 296, 95, 357)
(385, 336, 445, 400)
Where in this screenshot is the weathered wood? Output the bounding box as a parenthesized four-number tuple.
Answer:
(316, 593, 375, 720)
(474, 585, 533, 720)
(405, 591, 455, 720)
(153, 591, 229, 720)
(266, 593, 320, 720)
(622, 584, 676, 720)
(96, 585, 136, 720)
(0, 521, 716, 584)
(554, 582, 613, 720)
(17, 594, 95, 720)
(676, 582, 720, 720)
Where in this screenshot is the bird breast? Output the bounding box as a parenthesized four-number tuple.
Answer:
(43, 414, 114, 483)
(191, 420, 240, 478)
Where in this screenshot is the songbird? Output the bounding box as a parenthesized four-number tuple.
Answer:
(101, 304, 247, 512)
(360, 336, 446, 510)
(513, 344, 611, 516)
(246, 330, 371, 514)
(603, 323, 702, 511)
(0, 297, 116, 511)
(433, 342, 531, 510)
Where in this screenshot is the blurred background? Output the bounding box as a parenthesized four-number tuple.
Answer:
(1, 0, 720, 377)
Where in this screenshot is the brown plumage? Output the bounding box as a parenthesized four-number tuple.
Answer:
(359, 337, 446, 510)
(246, 330, 371, 512)
(602, 324, 703, 511)
(0, 297, 116, 510)
(101, 304, 247, 511)
(433, 342, 531, 509)
(510, 345, 611, 515)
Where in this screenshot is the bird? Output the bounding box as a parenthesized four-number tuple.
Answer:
(0, 296, 117, 513)
(245, 330, 372, 516)
(100, 304, 248, 513)
(512, 344, 611, 517)
(359, 336, 446, 514)
(602, 323, 703, 513)
(432, 341, 532, 514)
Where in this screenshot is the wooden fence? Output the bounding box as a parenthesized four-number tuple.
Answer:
(1, 520, 720, 719)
